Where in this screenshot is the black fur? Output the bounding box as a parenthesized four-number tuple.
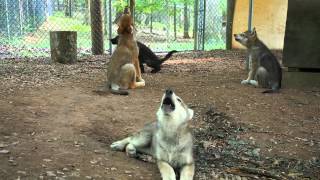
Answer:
(110, 36, 178, 73)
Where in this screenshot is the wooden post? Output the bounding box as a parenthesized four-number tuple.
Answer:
(50, 31, 77, 64)
(129, 0, 135, 23)
(226, 0, 236, 50)
(90, 0, 104, 55)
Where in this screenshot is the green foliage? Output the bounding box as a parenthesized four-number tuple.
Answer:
(112, 0, 128, 12)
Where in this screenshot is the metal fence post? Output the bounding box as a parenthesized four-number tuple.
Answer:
(5, 0, 10, 39)
(246, 0, 254, 70)
(193, 0, 199, 50)
(108, 0, 112, 55)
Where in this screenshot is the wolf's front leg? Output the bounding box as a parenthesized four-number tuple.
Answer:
(242, 65, 258, 86)
(180, 164, 194, 180)
(157, 161, 176, 180)
(133, 56, 145, 83)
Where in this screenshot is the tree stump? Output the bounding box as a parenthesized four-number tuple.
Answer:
(50, 31, 77, 64)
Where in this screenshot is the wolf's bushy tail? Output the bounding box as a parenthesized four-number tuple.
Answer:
(262, 83, 281, 94)
(160, 50, 178, 62)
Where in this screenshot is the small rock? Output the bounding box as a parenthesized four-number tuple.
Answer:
(39, 175, 44, 180)
(43, 159, 52, 162)
(111, 167, 117, 171)
(56, 177, 66, 180)
(17, 171, 27, 176)
(252, 148, 261, 157)
(62, 167, 69, 171)
(124, 170, 132, 174)
(0, 143, 7, 148)
(85, 176, 92, 179)
(0, 149, 10, 154)
(90, 160, 98, 164)
(11, 141, 19, 146)
(8, 157, 17, 166)
(46, 171, 56, 177)
(56, 170, 64, 175)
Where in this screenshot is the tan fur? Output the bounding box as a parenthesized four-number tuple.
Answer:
(98, 7, 144, 95)
(116, 8, 144, 82)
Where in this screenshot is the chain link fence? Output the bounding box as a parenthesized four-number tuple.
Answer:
(0, 0, 226, 59)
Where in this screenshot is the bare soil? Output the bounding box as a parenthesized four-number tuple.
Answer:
(0, 50, 319, 180)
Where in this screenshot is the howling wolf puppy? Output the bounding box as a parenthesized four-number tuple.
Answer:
(99, 7, 144, 95)
(111, 89, 195, 180)
(110, 35, 178, 73)
(234, 28, 282, 93)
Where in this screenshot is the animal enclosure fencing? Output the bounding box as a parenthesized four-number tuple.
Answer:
(0, 0, 226, 59)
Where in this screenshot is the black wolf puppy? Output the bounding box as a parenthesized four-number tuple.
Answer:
(110, 36, 178, 73)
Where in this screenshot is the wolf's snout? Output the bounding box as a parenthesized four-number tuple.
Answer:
(162, 89, 175, 113)
(234, 34, 240, 41)
(165, 89, 173, 96)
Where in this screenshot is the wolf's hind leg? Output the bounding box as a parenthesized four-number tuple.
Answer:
(125, 130, 152, 157)
(256, 66, 269, 88)
(119, 63, 136, 89)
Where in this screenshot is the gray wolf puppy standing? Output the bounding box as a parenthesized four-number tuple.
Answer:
(234, 28, 282, 93)
(111, 89, 195, 180)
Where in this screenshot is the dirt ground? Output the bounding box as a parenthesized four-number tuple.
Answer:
(0, 50, 319, 180)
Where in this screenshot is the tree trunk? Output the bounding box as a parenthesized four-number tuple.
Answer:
(64, 0, 72, 17)
(174, 3, 177, 40)
(90, 0, 104, 55)
(150, 13, 153, 33)
(129, 0, 135, 23)
(84, 0, 90, 24)
(57, 0, 60, 11)
(226, 0, 236, 50)
(50, 31, 77, 64)
(183, 1, 190, 38)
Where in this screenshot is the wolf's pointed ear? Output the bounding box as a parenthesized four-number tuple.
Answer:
(251, 27, 257, 36)
(187, 109, 194, 120)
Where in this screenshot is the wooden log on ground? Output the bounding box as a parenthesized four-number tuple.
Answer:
(50, 31, 77, 64)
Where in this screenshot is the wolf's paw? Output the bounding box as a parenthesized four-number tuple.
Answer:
(125, 143, 137, 158)
(110, 141, 126, 151)
(241, 80, 250, 85)
(137, 78, 145, 83)
(249, 80, 258, 87)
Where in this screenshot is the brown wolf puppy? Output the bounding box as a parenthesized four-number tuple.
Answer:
(116, 7, 144, 83)
(111, 89, 195, 180)
(110, 35, 178, 73)
(234, 28, 282, 93)
(103, 7, 145, 95)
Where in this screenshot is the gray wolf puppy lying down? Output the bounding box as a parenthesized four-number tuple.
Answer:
(111, 89, 195, 180)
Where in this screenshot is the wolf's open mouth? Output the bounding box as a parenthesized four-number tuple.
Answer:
(162, 97, 175, 112)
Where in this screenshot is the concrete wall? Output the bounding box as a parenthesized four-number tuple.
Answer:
(232, 0, 288, 49)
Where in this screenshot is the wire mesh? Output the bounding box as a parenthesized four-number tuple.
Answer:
(0, 0, 227, 59)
